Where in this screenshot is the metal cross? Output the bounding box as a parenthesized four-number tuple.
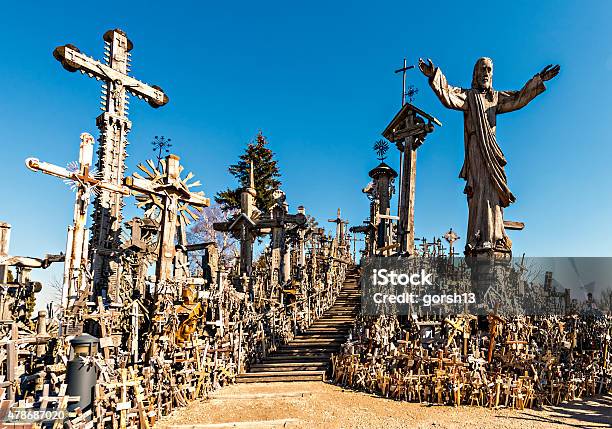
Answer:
(394, 58, 415, 107)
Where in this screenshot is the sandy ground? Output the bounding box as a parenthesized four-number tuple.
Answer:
(157, 381, 611, 429)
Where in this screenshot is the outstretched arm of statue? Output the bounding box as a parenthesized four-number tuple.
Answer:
(497, 64, 560, 114)
(539, 64, 560, 82)
(419, 58, 467, 111)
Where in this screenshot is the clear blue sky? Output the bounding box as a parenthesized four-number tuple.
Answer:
(1, 1, 611, 305)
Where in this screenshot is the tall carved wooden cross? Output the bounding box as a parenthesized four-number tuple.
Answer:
(53, 29, 168, 302)
(327, 208, 349, 246)
(215, 187, 306, 293)
(26, 133, 130, 309)
(126, 155, 209, 289)
(382, 103, 441, 255)
(264, 191, 307, 288)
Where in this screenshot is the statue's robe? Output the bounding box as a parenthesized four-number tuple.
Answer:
(428, 68, 546, 254)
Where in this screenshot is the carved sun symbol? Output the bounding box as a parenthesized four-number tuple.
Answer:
(132, 159, 205, 228)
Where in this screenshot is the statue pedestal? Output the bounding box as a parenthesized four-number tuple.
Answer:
(466, 251, 512, 311)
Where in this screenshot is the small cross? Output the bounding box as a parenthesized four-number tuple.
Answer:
(394, 58, 415, 107)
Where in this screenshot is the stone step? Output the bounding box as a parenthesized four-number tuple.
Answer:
(240, 272, 360, 383)
(265, 354, 331, 362)
(292, 335, 347, 341)
(278, 347, 340, 354)
(301, 332, 349, 338)
(288, 336, 345, 342)
(311, 321, 353, 324)
(236, 370, 326, 383)
(249, 362, 329, 372)
(288, 340, 345, 346)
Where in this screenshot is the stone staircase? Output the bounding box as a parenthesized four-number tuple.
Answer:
(237, 268, 360, 383)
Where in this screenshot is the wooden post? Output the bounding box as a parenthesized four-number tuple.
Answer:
(36, 311, 48, 357)
(0, 222, 10, 284)
(6, 323, 17, 401)
(237, 321, 243, 374)
(398, 113, 417, 254)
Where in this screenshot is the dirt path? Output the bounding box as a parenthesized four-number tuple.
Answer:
(157, 381, 611, 429)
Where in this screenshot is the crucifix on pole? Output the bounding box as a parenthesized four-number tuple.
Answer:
(125, 155, 209, 289)
(53, 29, 169, 303)
(327, 208, 349, 246)
(26, 133, 130, 310)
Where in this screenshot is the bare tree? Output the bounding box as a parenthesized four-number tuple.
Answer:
(187, 204, 238, 271)
(598, 288, 612, 314)
(48, 276, 63, 303)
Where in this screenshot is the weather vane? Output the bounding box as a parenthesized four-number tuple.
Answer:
(373, 139, 389, 162)
(151, 135, 172, 167)
(406, 85, 419, 103)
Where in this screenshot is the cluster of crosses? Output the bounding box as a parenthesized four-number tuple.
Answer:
(24, 28, 351, 336)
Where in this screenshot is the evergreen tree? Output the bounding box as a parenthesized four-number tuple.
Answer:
(215, 131, 282, 212)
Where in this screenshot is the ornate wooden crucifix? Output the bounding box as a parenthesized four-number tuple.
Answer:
(213, 161, 261, 285)
(126, 155, 209, 289)
(26, 133, 130, 309)
(53, 29, 168, 302)
(327, 208, 349, 251)
(265, 192, 308, 287)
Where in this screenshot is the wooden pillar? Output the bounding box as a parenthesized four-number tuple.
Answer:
(156, 155, 181, 284)
(398, 110, 417, 255)
(36, 310, 48, 357)
(0, 222, 10, 283)
(64, 133, 94, 308)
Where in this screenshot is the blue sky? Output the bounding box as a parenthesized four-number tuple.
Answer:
(1, 1, 611, 305)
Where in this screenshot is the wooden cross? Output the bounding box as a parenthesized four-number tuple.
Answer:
(255, 190, 306, 290)
(349, 234, 364, 262)
(212, 161, 270, 282)
(82, 297, 121, 360)
(26, 133, 130, 309)
(444, 228, 460, 260)
(125, 154, 209, 286)
(382, 104, 441, 254)
(487, 312, 506, 363)
(328, 208, 349, 247)
(53, 29, 168, 302)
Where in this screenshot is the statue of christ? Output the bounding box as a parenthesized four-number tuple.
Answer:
(418, 57, 559, 255)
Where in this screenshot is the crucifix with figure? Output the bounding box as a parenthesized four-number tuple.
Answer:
(126, 155, 209, 290)
(213, 161, 262, 286)
(53, 28, 169, 302)
(418, 57, 559, 257)
(26, 133, 131, 310)
(327, 208, 349, 247)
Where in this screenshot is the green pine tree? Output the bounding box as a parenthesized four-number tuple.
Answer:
(215, 131, 282, 212)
